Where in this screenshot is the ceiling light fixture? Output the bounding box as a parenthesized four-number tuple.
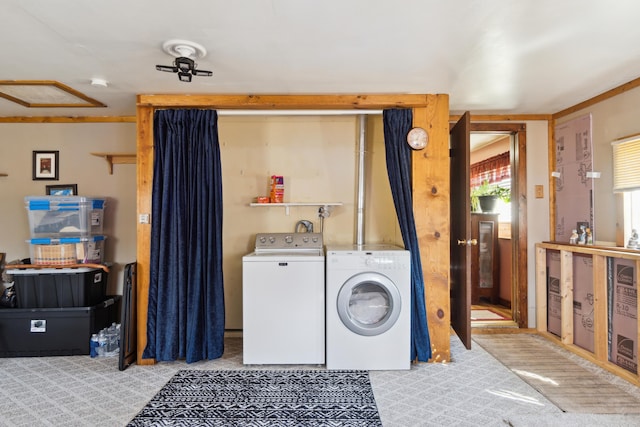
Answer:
(156, 39, 213, 82)
(90, 78, 108, 88)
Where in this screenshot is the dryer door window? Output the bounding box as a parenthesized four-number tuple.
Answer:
(337, 272, 402, 336)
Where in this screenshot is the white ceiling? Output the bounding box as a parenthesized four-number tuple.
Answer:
(1, 0, 640, 118)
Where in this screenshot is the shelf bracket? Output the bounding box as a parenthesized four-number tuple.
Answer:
(318, 205, 333, 218)
(91, 153, 136, 175)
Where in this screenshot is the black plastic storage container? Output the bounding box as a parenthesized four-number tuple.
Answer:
(0, 297, 119, 357)
(11, 267, 107, 308)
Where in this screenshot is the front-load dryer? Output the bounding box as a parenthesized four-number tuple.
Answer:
(325, 245, 411, 370)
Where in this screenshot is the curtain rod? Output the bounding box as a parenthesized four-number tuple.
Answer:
(216, 110, 383, 116)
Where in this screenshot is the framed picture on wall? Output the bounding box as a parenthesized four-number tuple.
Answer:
(46, 184, 77, 196)
(32, 151, 59, 181)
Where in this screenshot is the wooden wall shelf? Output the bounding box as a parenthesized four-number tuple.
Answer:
(0, 173, 7, 177)
(91, 152, 136, 174)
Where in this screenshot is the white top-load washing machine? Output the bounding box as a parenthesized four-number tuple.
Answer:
(242, 232, 324, 365)
(326, 244, 411, 370)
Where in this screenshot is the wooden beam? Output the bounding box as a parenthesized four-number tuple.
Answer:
(535, 245, 548, 333)
(450, 114, 553, 122)
(592, 254, 607, 361)
(135, 94, 452, 365)
(553, 76, 640, 119)
(514, 127, 529, 328)
(136, 105, 154, 365)
(412, 95, 451, 363)
(637, 259, 640, 384)
(137, 94, 432, 109)
(560, 250, 574, 345)
(0, 116, 135, 123)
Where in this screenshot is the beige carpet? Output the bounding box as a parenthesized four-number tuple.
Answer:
(473, 333, 640, 413)
(471, 308, 507, 320)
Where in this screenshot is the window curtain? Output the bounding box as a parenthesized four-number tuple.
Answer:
(382, 109, 432, 362)
(470, 151, 510, 188)
(142, 109, 225, 363)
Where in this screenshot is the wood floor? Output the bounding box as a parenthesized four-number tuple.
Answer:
(473, 333, 640, 413)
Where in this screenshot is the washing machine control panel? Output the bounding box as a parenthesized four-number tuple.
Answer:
(360, 254, 408, 270)
(255, 232, 323, 251)
(326, 247, 411, 271)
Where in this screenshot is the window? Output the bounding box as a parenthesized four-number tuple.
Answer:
(613, 135, 640, 245)
(494, 180, 512, 222)
(612, 135, 640, 192)
(470, 151, 511, 222)
(623, 191, 640, 246)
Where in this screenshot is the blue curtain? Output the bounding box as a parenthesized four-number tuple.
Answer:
(383, 109, 432, 362)
(142, 109, 225, 363)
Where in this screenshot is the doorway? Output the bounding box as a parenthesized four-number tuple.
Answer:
(469, 123, 527, 329)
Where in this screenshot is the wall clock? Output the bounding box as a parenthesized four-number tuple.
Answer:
(407, 127, 428, 150)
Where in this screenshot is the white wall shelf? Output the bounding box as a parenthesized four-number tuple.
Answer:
(249, 202, 342, 215)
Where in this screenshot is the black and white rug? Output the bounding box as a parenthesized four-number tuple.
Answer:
(127, 369, 382, 426)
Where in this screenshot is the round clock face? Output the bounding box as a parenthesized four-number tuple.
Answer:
(407, 127, 428, 150)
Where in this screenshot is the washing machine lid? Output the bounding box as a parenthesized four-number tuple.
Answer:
(337, 271, 401, 336)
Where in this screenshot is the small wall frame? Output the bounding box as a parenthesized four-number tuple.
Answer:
(32, 150, 59, 181)
(45, 183, 77, 196)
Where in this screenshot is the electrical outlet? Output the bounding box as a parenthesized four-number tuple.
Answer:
(535, 185, 544, 198)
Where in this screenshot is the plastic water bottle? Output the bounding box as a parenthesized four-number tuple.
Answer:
(90, 334, 99, 358)
(115, 323, 121, 349)
(106, 322, 119, 356)
(97, 331, 107, 357)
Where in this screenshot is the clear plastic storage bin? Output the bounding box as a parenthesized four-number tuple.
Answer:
(25, 196, 105, 237)
(28, 236, 106, 265)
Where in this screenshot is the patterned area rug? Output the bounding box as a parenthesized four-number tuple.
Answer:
(127, 369, 382, 426)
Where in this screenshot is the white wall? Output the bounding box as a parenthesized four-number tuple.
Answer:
(0, 123, 137, 295)
(525, 120, 551, 327)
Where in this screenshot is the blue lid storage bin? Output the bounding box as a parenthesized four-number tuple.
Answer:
(27, 236, 106, 265)
(25, 196, 106, 238)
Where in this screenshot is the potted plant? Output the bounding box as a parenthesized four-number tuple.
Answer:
(471, 180, 510, 212)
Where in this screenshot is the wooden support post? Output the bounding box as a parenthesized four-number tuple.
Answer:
(136, 106, 154, 365)
(535, 245, 548, 333)
(412, 96, 451, 363)
(593, 254, 607, 361)
(560, 250, 574, 345)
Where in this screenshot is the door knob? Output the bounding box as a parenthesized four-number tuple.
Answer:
(457, 239, 477, 246)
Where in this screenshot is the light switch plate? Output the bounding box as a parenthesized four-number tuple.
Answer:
(535, 185, 544, 198)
